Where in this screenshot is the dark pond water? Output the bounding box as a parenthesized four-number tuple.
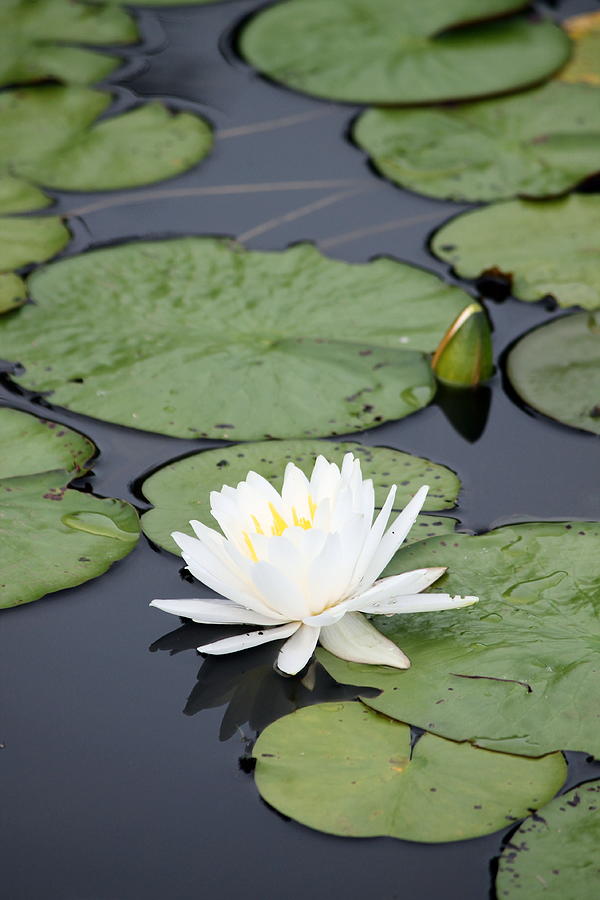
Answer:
(1, 1, 599, 897)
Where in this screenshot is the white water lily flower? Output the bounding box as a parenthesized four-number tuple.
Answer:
(150, 453, 478, 675)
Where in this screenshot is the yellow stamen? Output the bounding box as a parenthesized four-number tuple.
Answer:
(243, 531, 258, 562)
(308, 494, 317, 520)
(251, 515, 264, 535)
(292, 506, 312, 530)
(269, 503, 289, 537)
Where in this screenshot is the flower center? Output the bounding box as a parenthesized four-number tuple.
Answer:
(242, 497, 317, 561)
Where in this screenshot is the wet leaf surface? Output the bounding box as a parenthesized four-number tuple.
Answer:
(0, 0, 136, 88)
(319, 523, 600, 758)
(254, 701, 566, 841)
(0, 85, 213, 196)
(0, 407, 139, 608)
(507, 312, 600, 436)
(496, 781, 600, 899)
(240, 0, 570, 105)
(432, 195, 600, 309)
(140, 439, 460, 553)
(1, 239, 472, 438)
(354, 82, 600, 202)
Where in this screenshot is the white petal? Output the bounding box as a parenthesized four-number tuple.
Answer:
(319, 612, 410, 669)
(198, 622, 300, 656)
(251, 560, 310, 620)
(347, 484, 397, 593)
(149, 598, 284, 625)
(358, 485, 429, 590)
(352, 568, 447, 612)
(365, 593, 479, 615)
(276, 624, 320, 675)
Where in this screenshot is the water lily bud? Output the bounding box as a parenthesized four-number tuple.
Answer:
(431, 302, 493, 387)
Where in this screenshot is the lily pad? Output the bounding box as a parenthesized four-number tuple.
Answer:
(0, 85, 213, 195)
(0, 175, 50, 214)
(140, 439, 460, 553)
(240, 0, 570, 105)
(0, 0, 136, 89)
(0, 408, 139, 609)
(506, 313, 600, 436)
(496, 781, 600, 899)
(432, 195, 600, 310)
(559, 11, 600, 86)
(0, 407, 94, 479)
(254, 701, 566, 842)
(319, 522, 600, 758)
(0, 274, 27, 314)
(0, 239, 472, 439)
(354, 82, 600, 202)
(0, 215, 70, 272)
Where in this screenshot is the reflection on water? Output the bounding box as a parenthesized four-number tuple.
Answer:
(150, 623, 378, 742)
(436, 383, 492, 444)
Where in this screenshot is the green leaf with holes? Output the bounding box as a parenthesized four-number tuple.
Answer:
(507, 313, 600, 436)
(240, 0, 570, 105)
(254, 701, 566, 842)
(432, 195, 600, 310)
(354, 82, 600, 202)
(0, 0, 136, 89)
(496, 781, 600, 900)
(0, 408, 139, 609)
(0, 85, 213, 195)
(319, 522, 600, 758)
(0, 407, 94, 479)
(141, 439, 460, 554)
(0, 238, 472, 439)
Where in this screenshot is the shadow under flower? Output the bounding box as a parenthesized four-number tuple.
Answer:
(150, 622, 379, 742)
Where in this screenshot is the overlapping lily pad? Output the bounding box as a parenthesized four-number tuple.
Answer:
(559, 11, 600, 85)
(432, 196, 600, 310)
(0, 239, 472, 439)
(496, 781, 600, 899)
(141, 439, 460, 553)
(0, 85, 213, 196)
(0, 274, 27, 314)
(0, 214, 70, 273)
(354, 82, 600, 202)
(254, 701, 566, 841)
(507, 313, 600, 436)
(319, 522, 600, 758)
(240, 0, 570, 105)
(0, 0, 137, 89)
(0, 407, 140, 608)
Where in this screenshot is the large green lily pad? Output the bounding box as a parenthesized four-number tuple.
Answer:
(0, 0, 137, 89)
(0, 239, 472, 439)
(432, 196, 600, 310)
(0, 408, 139, 609)
(240, 0, 570, 105)
(0, 406, 94, 479)
(559, 11, 600, 86)
(0, 85, 213, 195)
(254, 701, 566, 842)
(354, 82, 600, 202)
(141, 439, 460, 554)
(496, 781, 600, 899)
(319, 522, 600, 758)
(506, 313, 600, 436)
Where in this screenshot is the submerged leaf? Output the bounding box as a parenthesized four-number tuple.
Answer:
(141, 439, 460, 553)
(319, 522, 600, 758)
(496, 781, 600, 900)
(354, 82, 600, 202)
(432, 195, 600, 310)
(507, 312, 600, 436)
(254, 701, 566, 841)
(0, 239, 472, 438)
(241, 0, 570, 105)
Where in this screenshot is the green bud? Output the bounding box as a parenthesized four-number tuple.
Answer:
(432, 302, 493, 387)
